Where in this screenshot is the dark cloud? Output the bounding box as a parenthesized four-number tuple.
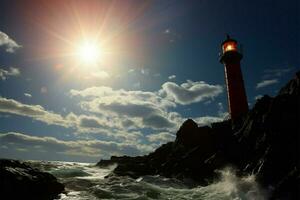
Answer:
(142, 114, 175, 129)
(146, 132, 175, 144)
(79, 116, 102, 128)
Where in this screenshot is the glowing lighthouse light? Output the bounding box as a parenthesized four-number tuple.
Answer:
(223, 41, 238, 53)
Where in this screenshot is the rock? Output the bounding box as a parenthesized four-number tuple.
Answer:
(232, 72, 300, 199)
(0, 159, 64, 200)
(278, 71, 300, 95)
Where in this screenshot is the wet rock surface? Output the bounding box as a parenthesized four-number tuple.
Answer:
(98, 71, 300, 199)
(0, 159, 64, 200)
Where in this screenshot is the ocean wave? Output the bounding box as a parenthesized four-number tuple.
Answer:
(27, 161, 268, 200)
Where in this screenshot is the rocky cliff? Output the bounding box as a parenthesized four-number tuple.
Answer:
(97, 71, 300, 199)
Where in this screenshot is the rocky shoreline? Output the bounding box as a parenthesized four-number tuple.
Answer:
(98, 71, 300, 199)
(0, 159, 64, 200)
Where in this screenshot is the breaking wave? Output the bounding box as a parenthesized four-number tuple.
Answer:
(27, 161, 268, 200)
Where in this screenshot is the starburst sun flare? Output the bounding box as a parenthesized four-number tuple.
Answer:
(77, 42, 102, 64)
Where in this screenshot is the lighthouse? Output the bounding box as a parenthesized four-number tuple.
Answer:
(220, 35, 248, 121)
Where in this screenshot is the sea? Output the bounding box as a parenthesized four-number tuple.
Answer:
(27, 160, 268, 200)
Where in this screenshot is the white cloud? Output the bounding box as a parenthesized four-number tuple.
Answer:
(168, 75, 176, 80)
(0, 85, 229, 162)
(0, 97, 72, 127)
(0, 67, 20, 80)
(0, 132, 153, 161)
(162, 80, 223, 105)
(256, 79, 278, 89)
(0, 31, 22, 53)
(0, 96, 152, 149)
(70, 86, 175, 109)
(70, 80, 223, 131)
(70, 87, 177, 131)
(89, 70, 110, 79)
(24, 93, 32, 98)
(0, 95, 175, 140)
(194, 116, 224, 126)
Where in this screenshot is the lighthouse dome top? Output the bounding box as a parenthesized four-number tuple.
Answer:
(221, 34, 237, 45)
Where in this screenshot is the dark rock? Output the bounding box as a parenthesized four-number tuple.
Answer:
(0, 159, 64, 200)
(278, 71, 300, 95)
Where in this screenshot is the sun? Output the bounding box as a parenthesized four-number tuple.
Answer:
(77, 42, 101, 64)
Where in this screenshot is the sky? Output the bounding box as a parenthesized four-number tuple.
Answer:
(0, 0, 299, 163)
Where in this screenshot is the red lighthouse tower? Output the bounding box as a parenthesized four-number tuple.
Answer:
(220, 35, 248, 121)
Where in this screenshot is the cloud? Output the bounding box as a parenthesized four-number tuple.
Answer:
(77, 94, 176, 130)
(89, 70, 110, 79)
(254, 95, 263, 100)
(70, 87, 178, 131)
(40, 86, 48, 94)
(0, 97, 71, 127)
(161, 80, 223, 105)
(0, 132, 153, 161)
(24, 93, 32, 98)
(0, 31, 22, 53)
(146, 132, 175, 144)
(70, 86, 175, 109)
(262, 68, 293, 79)
(168, 75, 176, 80)
(79, 116, 103, 128)
(194, 116, 224, 126)
(256, 79, 278, 89)
(0, 67, 20, 80)
(70, 80, 223, 131)
(0, 95, 175, 141)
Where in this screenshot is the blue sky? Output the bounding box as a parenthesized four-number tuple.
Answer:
(0, 0, 299, 162)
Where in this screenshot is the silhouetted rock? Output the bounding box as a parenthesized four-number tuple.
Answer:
(97, 71, 300, 199)
(0, 159, 64, 200)
(278, 71, 300, 95)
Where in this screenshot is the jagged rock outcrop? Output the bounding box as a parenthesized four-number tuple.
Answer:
(97, 71, 300, 199)
(0, 159, 64, 200)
